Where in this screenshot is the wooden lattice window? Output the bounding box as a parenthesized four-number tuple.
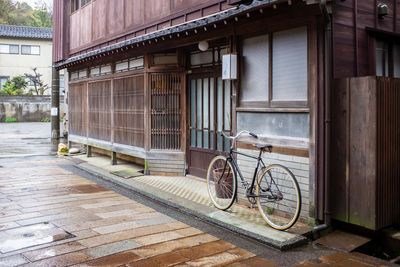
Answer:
(88, 81, 111, 141)
(150, 73, 182, 150)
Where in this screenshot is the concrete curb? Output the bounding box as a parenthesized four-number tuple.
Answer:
(73, 161, 308, 251)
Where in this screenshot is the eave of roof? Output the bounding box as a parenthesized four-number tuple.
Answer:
(0, 24, 52, 40)
(55, 0, 290, 69)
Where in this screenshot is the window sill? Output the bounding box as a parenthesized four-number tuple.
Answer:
(236, 107, 309, 113)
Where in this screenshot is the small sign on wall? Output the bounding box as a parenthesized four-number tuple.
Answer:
(222, 54, 237, 80)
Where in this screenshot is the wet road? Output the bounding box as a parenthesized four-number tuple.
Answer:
(0, 123, 389, 266)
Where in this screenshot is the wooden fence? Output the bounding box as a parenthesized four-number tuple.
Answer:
(331, 76, 400, 230)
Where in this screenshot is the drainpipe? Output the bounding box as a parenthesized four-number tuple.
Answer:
(313, 0, 332, 237)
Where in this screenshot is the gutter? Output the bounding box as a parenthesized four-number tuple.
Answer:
(313, 0, 332, 238)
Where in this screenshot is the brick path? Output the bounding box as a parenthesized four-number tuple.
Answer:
(0, 158, 276, 266)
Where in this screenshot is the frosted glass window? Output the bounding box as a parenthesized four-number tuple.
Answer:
(203, 79, 209, 129)
(394, 44, 400, 78)
(376, 40, 389, 77)
(31, 46, 40, 55)
(217, 77, 223, 132)
(91, 67, 100, 76)
(116, 61, 129, 71)
(241, 34, 269, 101)
(190, 80, 196, 146)
(0, 44, 8, 53)
(79, 70, 87, 78)
(224, 80, 231, 131)
(272, 27, 307, 101)
(153, 54, 177, 65)
(190, 51, 213, 66)
(100, 65, 111, 74)
(71, 72, 78, 80)
(129, 57, 144, 69)
(210, 78, 215, 131)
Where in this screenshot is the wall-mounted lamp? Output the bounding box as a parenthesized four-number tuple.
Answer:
(198, 41, 209, 51)
(378, 3, 388, 20)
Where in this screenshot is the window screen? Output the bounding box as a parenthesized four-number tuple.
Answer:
(272, 27, 307, 101)
(241, 34, 269, 101)
(9, 45, 19, 54)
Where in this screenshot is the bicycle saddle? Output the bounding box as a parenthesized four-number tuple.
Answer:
(253, 143, 273, 152)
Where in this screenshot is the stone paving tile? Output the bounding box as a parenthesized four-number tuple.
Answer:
(229, 257, 280, 267)
(21, 251, 92, 267)
(133, 230, 185, 246)
(184, 251, 242, 266)
(0, 254, 29, 267)
(78, 224, 188, 248)
(132, 234, 220, 258)
(174, 240, 236, 260)
(127, 250, 189, 267)
(174, 227, 204, 237)
(75, 250, 141, 267)
(0, 212, 43, 224)
(0, 221, 19, 231)
(84, 240, 143, 258)
(92, 216, 175, 235)
(22, 241, 87, 262)
(16, 213, 67, 226)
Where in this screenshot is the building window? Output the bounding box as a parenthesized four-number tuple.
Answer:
(376, 38, 400, 78)
(0, 44, 19, 54)
(21, 45, 40, 55)
(0, 76, 9, 88)
(240, 26, 308, 108)
(71, 0, 91, 12)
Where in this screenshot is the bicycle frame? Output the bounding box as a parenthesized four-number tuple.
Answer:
(226, 147, 266, 197)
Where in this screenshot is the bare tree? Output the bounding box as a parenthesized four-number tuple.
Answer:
(24, 67, 49, 95)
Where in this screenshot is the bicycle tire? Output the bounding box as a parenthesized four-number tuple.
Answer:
(206, 155, 237, 210)
(255, 164, 301, 230)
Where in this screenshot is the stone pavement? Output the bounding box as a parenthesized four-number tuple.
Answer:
(0, 157, 277, 266)
(71, 154, 309, 250)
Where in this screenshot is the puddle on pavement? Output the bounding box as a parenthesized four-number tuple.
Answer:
(0, 223, 74, 253)
(66, 184, 108, 194)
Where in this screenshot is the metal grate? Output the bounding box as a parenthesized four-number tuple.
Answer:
(150, 73, 182, 150)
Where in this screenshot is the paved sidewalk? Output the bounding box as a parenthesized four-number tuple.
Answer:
(70, 154, 309, 250)
(0, 158, 275, 266)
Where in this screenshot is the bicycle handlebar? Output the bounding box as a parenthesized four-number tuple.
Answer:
(220, 130, 258, 143)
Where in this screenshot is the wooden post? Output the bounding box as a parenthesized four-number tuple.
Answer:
(87, 145, 92, 157)
(111, 151, 117, 165)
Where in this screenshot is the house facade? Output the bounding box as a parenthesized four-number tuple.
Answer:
(0, 24, 65, 94)
(53, 0, 400, 230)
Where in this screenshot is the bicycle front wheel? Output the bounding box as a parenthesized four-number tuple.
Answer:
(206, 155, 237, 210)
(256, 164, 301, 230)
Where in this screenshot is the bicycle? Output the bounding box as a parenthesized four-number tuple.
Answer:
(206, 131, 301, 230)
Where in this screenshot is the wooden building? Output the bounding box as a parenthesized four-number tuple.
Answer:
(53, 0, 399, 230)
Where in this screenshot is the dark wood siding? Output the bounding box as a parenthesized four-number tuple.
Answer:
(69, 83, 87, 137)
(113, 75, 145, 148)
(88, 80, 111, 141)
(65, 0, 231, 58)
(332, 0, 400, 78)
(331, 76, 400, 230)
(53, 0, 70, 62)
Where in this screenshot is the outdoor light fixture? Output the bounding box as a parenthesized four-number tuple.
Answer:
(378, 3, 388, 19)
(198, 41, 209, 51)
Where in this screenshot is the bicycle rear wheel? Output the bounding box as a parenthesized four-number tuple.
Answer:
(256, 164, 301, 230)
(206, 155, 237, 210)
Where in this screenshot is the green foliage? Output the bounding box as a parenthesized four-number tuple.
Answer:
(41, 118, 50, 122)
(0, 76, 27, 95)
(0, 1, 52, 27)
(5, 118, 17, 123)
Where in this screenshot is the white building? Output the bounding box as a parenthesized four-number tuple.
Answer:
(0, 24, 64, 95)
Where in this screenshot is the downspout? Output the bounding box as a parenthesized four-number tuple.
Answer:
(313, 0, 332, 237)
